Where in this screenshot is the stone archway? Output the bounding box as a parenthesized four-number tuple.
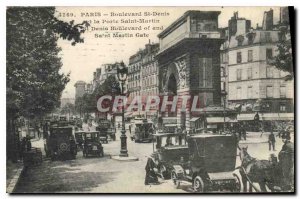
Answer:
(162, 63, 180, 94)
(167, 73, 177, 95)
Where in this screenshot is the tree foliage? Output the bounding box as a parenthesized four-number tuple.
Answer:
(272, 22, 294, 80)
(75, 75, 121, 115)
(60, 102, 75, 115)
(7, 7, 89, 119)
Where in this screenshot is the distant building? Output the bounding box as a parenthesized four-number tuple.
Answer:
(74, 80, 86, 99)
(141, 42, 159, 98)
(228, 12, 251, 38)
(60, 97, 75, 108)
(128, 50, 143, 99)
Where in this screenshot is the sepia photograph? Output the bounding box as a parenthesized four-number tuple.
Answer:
(6, 5, 295, 194)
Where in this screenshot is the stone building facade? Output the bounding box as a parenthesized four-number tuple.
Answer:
(157, 11, 224, 131)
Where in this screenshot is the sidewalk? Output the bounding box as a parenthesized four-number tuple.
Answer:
(238, 131, 272, 144)
(6, 160, 24, 193)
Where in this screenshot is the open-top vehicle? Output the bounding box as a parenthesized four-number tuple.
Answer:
(82, 131, 104, 158)
(151, 132, 188, 179)
(44, 126, 77, 160)
(171, 134, 241, 192)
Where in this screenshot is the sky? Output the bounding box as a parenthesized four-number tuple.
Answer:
(56, 6, 281, 98)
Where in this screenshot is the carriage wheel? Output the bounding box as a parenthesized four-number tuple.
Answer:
(193, 176, 204, 192)
(233, 173, 242, 192)
(171, 171, 180, 189)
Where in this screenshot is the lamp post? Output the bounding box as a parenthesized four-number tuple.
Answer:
(116, 61, 129, 157)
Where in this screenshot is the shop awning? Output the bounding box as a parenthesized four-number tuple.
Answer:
(162, 117, 177, 124)
(261, 113, 294, 121)
(206, 117, 237, 123)
(190, 117, 200, 122)
(237, 113, 294, 121)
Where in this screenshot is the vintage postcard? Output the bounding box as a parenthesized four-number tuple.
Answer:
(6, 6, 294, 193)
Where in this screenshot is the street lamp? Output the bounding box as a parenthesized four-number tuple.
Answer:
(116, 61, 129, 157)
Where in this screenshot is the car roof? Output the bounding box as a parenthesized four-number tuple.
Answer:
(51, 126, 73, 129)
(77, 131, 100, 133)
(152, 133, 186, 137)
(189, 134, 232, 138)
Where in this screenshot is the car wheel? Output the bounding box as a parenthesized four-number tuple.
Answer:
(193, 176, 204, 192)
(171, 171, 180, 189)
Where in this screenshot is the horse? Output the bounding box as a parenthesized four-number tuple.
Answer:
(238, 146, 278, 192)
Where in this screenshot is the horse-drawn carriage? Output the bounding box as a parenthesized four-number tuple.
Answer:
(237, 143, 294, 192)
(170, 134, 241, 192)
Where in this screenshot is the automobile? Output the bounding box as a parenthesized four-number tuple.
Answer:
(151, 132, 188, 179)
(82, 131, 104, 158)
(170, 134, 241, 192)
(99, 131, 108, 144)
(74, 131, 84, 149)
(96, 119, 115, 141)
(130, 119, 154, 143)
(44, 126, 77, 160)
(107, 127, 116, 141)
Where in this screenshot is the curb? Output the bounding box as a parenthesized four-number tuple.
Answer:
(6, 166, 24, 193)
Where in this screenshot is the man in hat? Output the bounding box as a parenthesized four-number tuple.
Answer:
(278, 136, 294, 191)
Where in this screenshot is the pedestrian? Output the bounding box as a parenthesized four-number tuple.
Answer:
(144, 157, 158, 185)
(26, 137, 32, 151)
(242, 128, 247, 140)
(278, 137, 294, 191)
(20, 137, 26, 160)
(268, 131, 276, 151)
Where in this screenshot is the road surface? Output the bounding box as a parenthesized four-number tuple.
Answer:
(14, 130, 285, 193)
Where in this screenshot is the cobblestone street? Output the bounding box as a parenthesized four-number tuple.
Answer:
(13, 129, 285, 193)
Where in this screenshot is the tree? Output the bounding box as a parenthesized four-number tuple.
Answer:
(74, 75, 121, 118)
(6, 7, 89, 161)
(7, 7, 89, 119)
(61, 103, 75, 116)
(272, 22, 294, 80)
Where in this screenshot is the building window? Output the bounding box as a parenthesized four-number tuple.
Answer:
(266, 66, 273, 78)
(221, 82, 226, 91)
(266, 86, 273, 98)
(237, 69, 242, 80)
(221, 67, 226, 77)
(247, 68, 252, 79)
(265, 32, 272, 42)
(280, 86, 286, 98)
(237, 52, 242, 63)
(248, 50, 253, 62)
(237, 87, 242, 99)
(266, 48, 273, 63)
(199, 58, 213, 88)
(280, 104, 286, 112)
(247, 86, 253, 99)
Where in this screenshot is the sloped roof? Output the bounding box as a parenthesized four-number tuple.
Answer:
(229, 30, 280, 49)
